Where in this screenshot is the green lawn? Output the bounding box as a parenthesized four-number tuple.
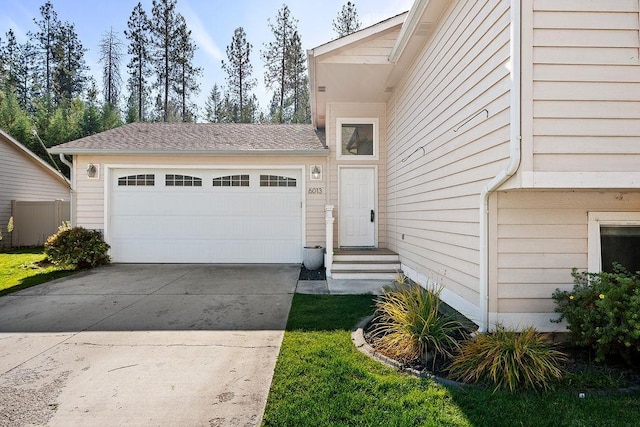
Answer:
(263, 294, 640, 427)
(0, 247, 75, 296)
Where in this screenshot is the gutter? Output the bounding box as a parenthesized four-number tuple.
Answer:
(47, 149, 330, 157)
(58, 154, 75, 226)
(478, 0, 522, 333)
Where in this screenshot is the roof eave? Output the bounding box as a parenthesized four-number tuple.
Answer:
(47, 148, 330, 157)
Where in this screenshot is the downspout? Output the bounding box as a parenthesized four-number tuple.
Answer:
(58, 154, 75, 227)
(478, 0, 522, 333)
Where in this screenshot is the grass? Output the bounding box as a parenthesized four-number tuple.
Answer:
(262, 294, 640, 427)
(0, 247, 76, 296)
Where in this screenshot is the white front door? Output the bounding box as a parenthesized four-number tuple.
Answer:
(339, 167, 375, 247)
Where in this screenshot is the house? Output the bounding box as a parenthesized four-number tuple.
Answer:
(0, 129, 70, 248)
(50, 0, 640, 333)
(307, 0, 640, 332)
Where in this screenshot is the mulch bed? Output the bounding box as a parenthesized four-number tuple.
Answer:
(298, 265, 326, 281)
(363, 315, 640, 391)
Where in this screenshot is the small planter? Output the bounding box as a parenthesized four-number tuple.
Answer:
(303, 246, 324, 270)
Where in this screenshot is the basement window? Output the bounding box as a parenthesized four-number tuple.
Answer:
(588, 212, 640, 273)
(118, 174, 155, 186)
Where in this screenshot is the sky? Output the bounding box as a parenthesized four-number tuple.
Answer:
(0, 0, 412, 118)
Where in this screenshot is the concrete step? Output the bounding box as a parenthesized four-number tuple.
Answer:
(332, 261, 401, 271)
(332, 253, 400, 262)
(330, 269, 400, 280)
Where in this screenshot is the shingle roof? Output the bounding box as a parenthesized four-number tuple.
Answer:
(49, 122, 328, 155)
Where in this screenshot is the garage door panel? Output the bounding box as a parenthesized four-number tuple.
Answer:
(110, 169, 303, 263)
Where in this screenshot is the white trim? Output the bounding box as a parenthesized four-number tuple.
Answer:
(523, 172, 640, 189)
(587, 212, 640, 272)
(401, 263, 481, 327)
(336, 118, 380, 161)
(490, 312, 566, 333)
(103, 164, 307, 259)
(337, 165, 378, 247)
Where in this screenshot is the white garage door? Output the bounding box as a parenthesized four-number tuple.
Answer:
(109, 169, 303, 263)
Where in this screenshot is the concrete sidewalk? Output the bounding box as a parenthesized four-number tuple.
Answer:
(0, 264, 298, 427)
(296, 277, 391, 295)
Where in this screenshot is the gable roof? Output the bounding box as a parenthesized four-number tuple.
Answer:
(49, 123, 328, 156)
(0, 128, 70, 186)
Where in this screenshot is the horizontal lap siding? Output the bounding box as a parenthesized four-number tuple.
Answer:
(387, 0, 511, 307)
(74, 155, 328, 246)
(0, 140, 69, 247)
(496, 190, 640, 316)
(530, 0, 640, 173)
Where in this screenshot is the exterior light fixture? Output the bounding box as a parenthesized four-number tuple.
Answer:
(87, 163, 98, 179)
(310, 165, 322, 181)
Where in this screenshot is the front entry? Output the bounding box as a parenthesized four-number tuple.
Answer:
(339, 167, 375, 247)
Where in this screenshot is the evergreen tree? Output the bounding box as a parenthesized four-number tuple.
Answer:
(204, 84, 223, 123)
(52, 21, 87, 104)
(287, 30, 310, 123)
(333, 1, 362, 37)
(99, 27, 123, 109)
(171, 15, 201, 122)
(3, 30, 20, 89)
(16, 41, 39, 112)
(32, 1, 61, 103)
(125, 2, 152, 122)
(222, 27, 256, 123)
(150, 0, 180, 122)
(262, 4, 298, 123)
(81, 79, 101, 136)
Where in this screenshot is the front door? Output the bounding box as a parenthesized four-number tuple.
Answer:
(339, 167, 375, 247)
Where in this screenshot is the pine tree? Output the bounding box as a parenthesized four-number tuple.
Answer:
(3, 30, 20, 89)
(204, 84, 223, 123)
(171, 15, 201, 122)
(222, 27, 256, 123)
(32, 1, 61, 103)
(52, 21, 87, 104)
(262, 4, 298, 123)
(16, 41, 39, 112)
(287, 31, 310, 123)
(125, 2, 152, 122)
(99, 27, 123, 109)
(150, 0, 180, 122)
(333, 1, 362, 37)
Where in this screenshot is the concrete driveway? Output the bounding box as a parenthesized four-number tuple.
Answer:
(0, 264, 298, 426)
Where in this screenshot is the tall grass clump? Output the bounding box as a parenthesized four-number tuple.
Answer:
(448, 325, 566, 392)
(372, 283, 465, 367)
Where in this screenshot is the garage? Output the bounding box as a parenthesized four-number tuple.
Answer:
(108, 168, 303, 263)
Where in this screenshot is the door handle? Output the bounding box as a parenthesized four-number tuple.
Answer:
(370, 209, 375, 222)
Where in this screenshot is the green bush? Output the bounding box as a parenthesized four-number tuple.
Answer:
(45, 226, 110, 269)
(372, 283, 465, 366)
(448, 325, 566, 392)
(552, 265, 640, 364)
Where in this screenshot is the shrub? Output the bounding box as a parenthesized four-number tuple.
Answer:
(552, 265, 640, 364)
(372, 283, 465, 366)
(45, 226, 110, 269)
(448, 325, 566, 392)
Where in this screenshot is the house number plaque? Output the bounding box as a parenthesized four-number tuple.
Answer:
(308, 187, 323, 194)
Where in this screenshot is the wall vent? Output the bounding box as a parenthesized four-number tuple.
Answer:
(318, 86, 326, 92)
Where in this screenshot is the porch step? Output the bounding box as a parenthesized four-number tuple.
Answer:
(331, 269, 399, 280)
(330, 248, 401, 280)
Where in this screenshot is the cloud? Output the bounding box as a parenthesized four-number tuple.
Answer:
(180, 4, 223, 62)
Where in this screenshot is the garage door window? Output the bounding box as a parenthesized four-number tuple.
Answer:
(260, 175, 296, 187)
(212, 174, 250, 187)
(165, 174, 202, 187)
(118, 174, 155, 186)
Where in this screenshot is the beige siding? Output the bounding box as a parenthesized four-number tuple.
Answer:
(74, 155, 329, 246)
(322, 29, 400, 64)
(524, 0, 640, 176)
(0, 138, 69, 247)
(325, 103, 387, 247)
(494, 190, 640, 330)
(386, 0, 511, 307)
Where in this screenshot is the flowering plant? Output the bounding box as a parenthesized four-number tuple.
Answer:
(552, 264, 640, 364)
